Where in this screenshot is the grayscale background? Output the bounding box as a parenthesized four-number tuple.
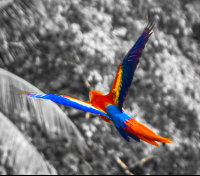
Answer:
(0, 0, 200, 174)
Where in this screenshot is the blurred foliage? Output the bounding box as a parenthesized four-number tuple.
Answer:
(0, 111, 57, 175)
(0, 0, 200, 174)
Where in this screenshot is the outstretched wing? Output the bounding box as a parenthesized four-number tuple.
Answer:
(108, 22, 154, 111)
(20, 92, 110, 118)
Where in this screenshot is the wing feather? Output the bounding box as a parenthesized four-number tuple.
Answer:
(109, 22, 154, 111)
(20, 92, 110, 118)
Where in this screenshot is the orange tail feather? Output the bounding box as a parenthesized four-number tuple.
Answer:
(124, 118, 171, 145)
(137, 135, 159, 147)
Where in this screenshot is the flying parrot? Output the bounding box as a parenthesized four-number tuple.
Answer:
(20, 21, 171, 147)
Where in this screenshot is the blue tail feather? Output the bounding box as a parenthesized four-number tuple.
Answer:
(115, 126, 130, 142)
(128, 133, 140, 142)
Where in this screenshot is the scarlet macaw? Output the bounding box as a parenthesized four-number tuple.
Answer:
(21, 22, 171, 147)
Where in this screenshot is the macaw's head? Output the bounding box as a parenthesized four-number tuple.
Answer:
(89, 90, 103, 103)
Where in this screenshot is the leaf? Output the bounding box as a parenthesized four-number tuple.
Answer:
(0, 0, 46, 17)
(0, 68, 88, 154)
(0, 112, 57, 175)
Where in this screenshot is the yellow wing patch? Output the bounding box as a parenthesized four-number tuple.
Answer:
(114, 68, 123, 106)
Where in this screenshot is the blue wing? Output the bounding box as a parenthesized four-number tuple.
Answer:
(109, 22, 154, 111)
(20, 92, 110, 118)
